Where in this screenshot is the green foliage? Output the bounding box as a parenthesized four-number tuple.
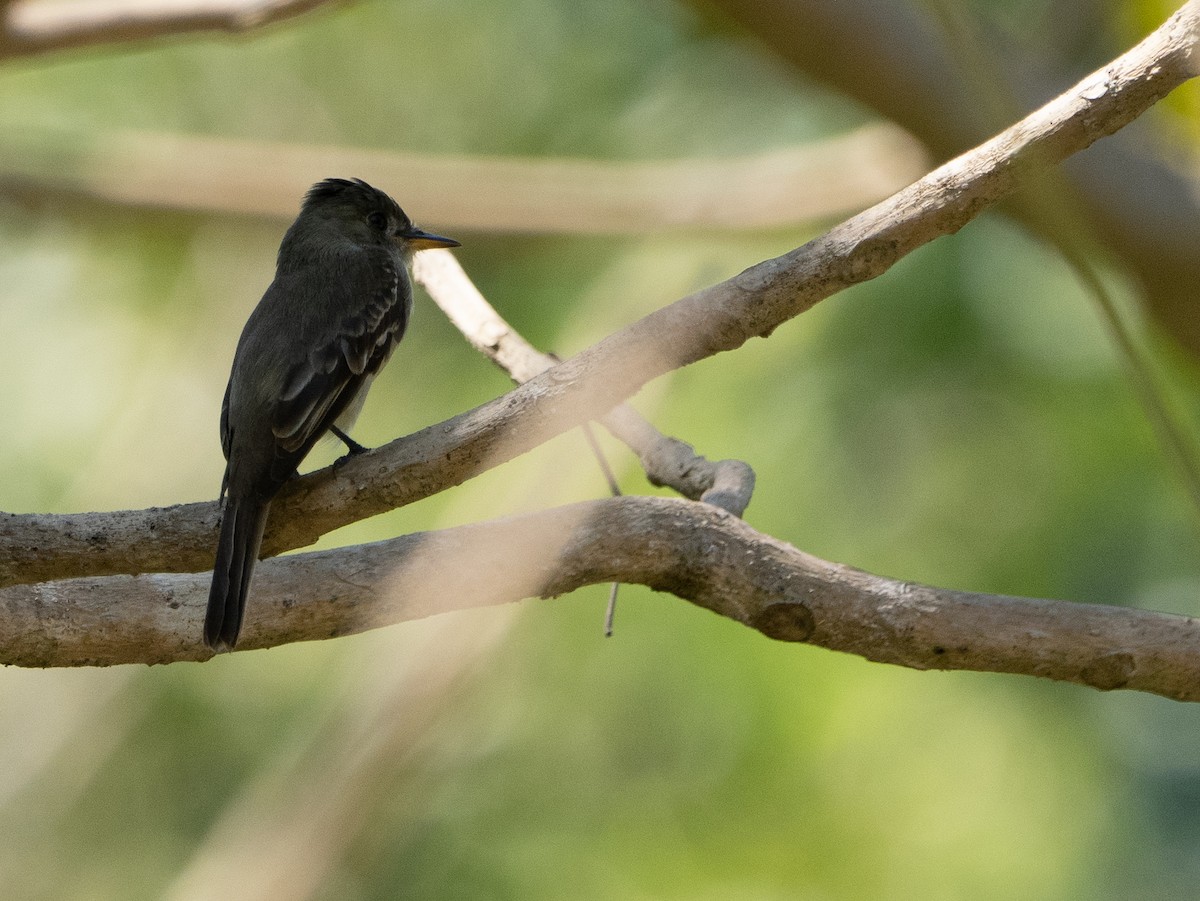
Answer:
(0, 0, 1197, 898)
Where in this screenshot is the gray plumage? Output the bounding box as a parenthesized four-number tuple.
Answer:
(205, 178, 458, 651)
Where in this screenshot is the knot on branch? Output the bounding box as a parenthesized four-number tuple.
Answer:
(699, 460, 756, 517)
(1080, 651, 1136, 691)
(751, 601, 815, 642)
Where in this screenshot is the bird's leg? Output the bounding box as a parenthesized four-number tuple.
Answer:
(330, 425, 369, 460)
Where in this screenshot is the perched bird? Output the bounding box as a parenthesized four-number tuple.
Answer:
(205, 178, 459, 652)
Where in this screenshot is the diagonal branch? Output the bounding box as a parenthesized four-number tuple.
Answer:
(686, 0, 1200, 356)
(5, 496, 1200, 706)
(0, 0, 342, 59)
(1, 1, 1196, 590)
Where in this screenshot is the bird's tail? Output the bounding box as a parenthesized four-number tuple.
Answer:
(205, 494, 271, 652)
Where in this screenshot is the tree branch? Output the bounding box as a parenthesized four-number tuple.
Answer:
(0, 125, 927, 234)
(3, 4, 1198, 702)
(411, 249, 756, 515)
(0, 0, 342, 59)
(2, 2, 1196, 590)
(5, 496, 1200, 705)
(685, 0, 1200, 355)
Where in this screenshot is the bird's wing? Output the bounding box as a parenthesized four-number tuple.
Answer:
(270, 253, 408, 461)
(218, 378, 234, 497)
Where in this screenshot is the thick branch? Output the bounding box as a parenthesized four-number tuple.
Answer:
(4, 496, 1199, 705)
(1, 0, 341, 59)
(2, 3, 1196, 588)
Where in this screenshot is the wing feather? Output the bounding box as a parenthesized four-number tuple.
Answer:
(269, 250, 408, 459)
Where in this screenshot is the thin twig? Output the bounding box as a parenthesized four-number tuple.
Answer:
(1064, 248, 1200, 525)
(603, 582, 619, 638)
(580, 420, 623, 636)
(411, 249, 756, 516)
(579, 421, 622, 499)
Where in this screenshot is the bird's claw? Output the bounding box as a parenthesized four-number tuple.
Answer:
(330, 425, 369, 461)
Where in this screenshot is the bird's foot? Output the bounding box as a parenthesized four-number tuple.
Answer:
(331, 425, 368, 455)
(330, 426, 369, 467)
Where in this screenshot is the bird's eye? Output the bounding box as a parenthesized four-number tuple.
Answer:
(367, 211, 388, 231)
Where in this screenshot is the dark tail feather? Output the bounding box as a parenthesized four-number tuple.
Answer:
(205, 494, 271, 651)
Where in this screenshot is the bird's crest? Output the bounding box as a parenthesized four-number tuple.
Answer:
(302, 177, 408, 224)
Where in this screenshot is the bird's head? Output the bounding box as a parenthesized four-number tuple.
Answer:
(295, 177, 460, 258)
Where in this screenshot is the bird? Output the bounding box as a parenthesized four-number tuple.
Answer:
(204, 178, 459, 652)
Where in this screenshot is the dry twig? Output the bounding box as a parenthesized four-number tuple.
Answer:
(411, 249, 756, 515)
(1, 0, 339, 58)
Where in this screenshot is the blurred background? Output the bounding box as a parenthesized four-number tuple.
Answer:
(1, 0, 1199, 897)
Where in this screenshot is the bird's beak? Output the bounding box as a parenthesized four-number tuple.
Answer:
(399, 227, 461, 251)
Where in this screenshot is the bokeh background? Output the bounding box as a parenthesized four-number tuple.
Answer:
(1, 0, 1199, 898)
